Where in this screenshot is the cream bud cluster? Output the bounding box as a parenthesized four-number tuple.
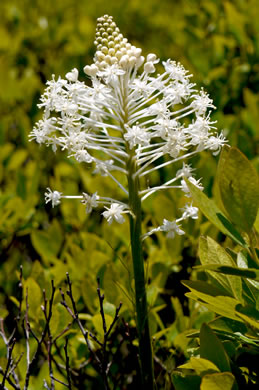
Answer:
(84, 15, 143, 76)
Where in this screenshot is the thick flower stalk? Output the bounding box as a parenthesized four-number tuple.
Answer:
(30, 15, 226, 387)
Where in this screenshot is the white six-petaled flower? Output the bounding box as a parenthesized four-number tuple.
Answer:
(81, 192, 99, 214)
(102, 203, 126, 224)
(160, 219, 185, 239)
(45, 188, 62, 208)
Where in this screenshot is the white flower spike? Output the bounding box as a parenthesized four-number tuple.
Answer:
(31, 15, 226, 236)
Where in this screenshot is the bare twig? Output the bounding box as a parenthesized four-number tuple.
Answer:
(53, 322, 73, 343)
(64, 338, 72, 390)
(0, 338, 16, 389)
(24, 280, 56, 390)
(60, 273, 122, 390)
(0, 267, 23, 390)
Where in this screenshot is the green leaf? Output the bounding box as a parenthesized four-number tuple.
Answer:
(199, 237, 242, 301)
(186, 180, 246, 247)
(217, 147, 259, 233)
(172, 372, 201, 390)
(0, 307, 8, 319)
(183, 280, 242, 322)
(195, 264, 259, 281)
(254, 209, 259, 233)
(92, 313, 113, 338)
(31, 219, 63, 263)
(24, 277, 43, 316)
(103, 301, 116, 318)
(179, 357, 220, 376)
(235, 303, 259, 331)
(7, 149, 28, 170)
(200, 323, 231, 372)
(171, 297, 185, 332)
(200, 372, 235, 390)
(209, 317, 247, 335)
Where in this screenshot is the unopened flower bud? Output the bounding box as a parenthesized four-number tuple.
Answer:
(144, 61, 156, 73)
(65, 68, 78, 82)
(134, 48, 142, 57)
(120, 54, 129, 68)
(129, 56, 137, 66)
(96, 51, 105, 61)
(136, 56, 145, 68)
(147, 53, 157, 62)
(83, 64, 98, 76)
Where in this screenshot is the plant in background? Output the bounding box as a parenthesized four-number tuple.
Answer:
(172, 147, 259, 389)
(29, 15, 226, 388)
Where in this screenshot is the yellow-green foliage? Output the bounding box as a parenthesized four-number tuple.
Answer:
(0, 0, 258, 388)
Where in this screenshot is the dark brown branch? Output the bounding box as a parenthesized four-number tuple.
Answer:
(64, 338, 72, 390)
(60, 273, 123, 390)
(0, 338, 17, 389)
(24, 280, 56, 390)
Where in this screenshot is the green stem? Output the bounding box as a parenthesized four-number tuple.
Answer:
(127, 153, 155, 388)
(119, 73, 154, 387)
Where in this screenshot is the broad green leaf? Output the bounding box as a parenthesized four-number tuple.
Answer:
(235, 303, 259, 331)
(254, 210, 259, 233)
(23, 277, 43, 316)
(178, 357, 219, 376)
(0, 307, 8, 319)
(218, 147, 259, 233)
(201, 372, 235, 390)
(235, 312, 259, 331)
(186, 180, 246, 247)
(209, 317, 247, 335)
(0, 358, 8, 372)
(50, 303, 73, 338)
(195, 264, 259, 281)
(172, 372, 201, 390)
(183, 280, 242, 322)
(171, 297, 186, 332)
(183, 279, 231, 298)
(199, 237, 242, 301)
(103, 301, 116, 318)
(7, 149, 28, 170)
(92, 313, 113, 339)
(200, 323, 231, 372)
(31, 219, 63, 263)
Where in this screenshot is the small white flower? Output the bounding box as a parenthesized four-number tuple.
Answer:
(162, 60, 191, 83)
(148, 101, 169, 118)
(102, 203, 126, 224)
(163, 130, 187, 158)
(160, 219, 185, 239)
(100, 64, 125, 83)
(81, 192, 99, 214)
(181, 204, 199, 220)
(181, 177, 204, 197)
(73, 150, 93, 163)
(124, 125, 150, 149)
(65, 68, 79, 82)
(45, 188, 62, 208)
(191, 90, 215, 116)
(93, 160, 115, 176)
(176, 163, 194, 178)
(205, 133, 227, 156)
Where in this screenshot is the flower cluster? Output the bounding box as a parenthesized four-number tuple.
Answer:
(30, 15, 226, 238)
